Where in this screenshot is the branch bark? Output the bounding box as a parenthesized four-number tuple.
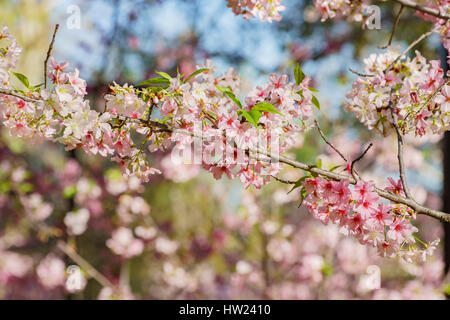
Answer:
(44, 24, 59, 89)
(390, 0, 450, 20)
(0, 88, 41, 103)
(379, 4, 404, 49)
(117, 115, 450, 223)
(1, 90, 450, 223)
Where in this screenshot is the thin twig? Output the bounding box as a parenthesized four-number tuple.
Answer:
(56, 240, 117, 290)
(1, 91, 450, 222)
(26, 218, 117, 291)
(271, 175, 296, 185)
(314, 120, 347, 162)
(384, 29, 435, 74)
(44, 24, 60, 89)
(390, 101, 413, 199)
(352, 28, 436, 78)
(379, 5, 404, 49)
(349, 68, 374, 78)
(404, 78, 450, 123)
(350, 143, 373, 180)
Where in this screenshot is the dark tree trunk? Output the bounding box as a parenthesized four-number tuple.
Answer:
(443, 132, 450, 276)
(442, 49, 450, 295)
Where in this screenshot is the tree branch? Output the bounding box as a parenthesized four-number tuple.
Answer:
(350, 143, 374, 180)
(384, 28, 436, 73)
(119, 116, 450, 223)
(0, 88, 41, 103)
(44, 24, 59, 89)
(1, 85, 450, 223)
(379, 4, 404, 49)
(389, 93, 413, 199)
(390, 0, 450, 20)
(56, 240, 116, 290)
(314, 120, 347, 162)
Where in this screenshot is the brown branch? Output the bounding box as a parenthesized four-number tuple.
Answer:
(1, 86, 450, 223)
(350, 143, 373, 180)
(25, 218, 117, 291)
(44, 24, 60, 89)
(348, 68, 374, 78)
(384, 28, 436, 74)
(0, 88, 41, 103)
(116, 114, 450, 222)
(352, 28, 436, 78)
(271, 175, 296, 185)
(390, 0, 450, 20)
(56, 240, 117, 290)
(379, 5, 404, 49)
(390, 102, 413, 199)
(314, 120, 347, 162)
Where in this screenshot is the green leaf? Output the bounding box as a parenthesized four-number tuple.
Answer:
(310, 171, 319, 178)
(294, 63, 305, 85)
(312, 95, 320, 110)
(18, 183, 33, 193)
(252, 102, 282, 115)
(12, 72, 30, 88)
(216, 86, 243, 109)
(63, 185, 77, 199)
(30, 83, 44, 92)
(329, 164, 344, 172)
(155, 71, 172, 80)
(0, 181, 11, 194)
(288, 176, 308, 194)
(444, 284, 450, 296)
(316, 158, 322, 169)
(298, 187, 307, 208)
(249, 109, 262, 125)
(241, 110, 259, 127)
(321, 261, 333, 277)
(309, 87, 319, 92)
(136, 77, 170, 86)
(184, 68, 210, 82)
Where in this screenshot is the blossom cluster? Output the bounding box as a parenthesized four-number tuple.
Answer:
(0, 30, 160, 183)
(418, 1, 450, 65)
(0, 26, 21, 88)
(0, 142, 445, 299)
(100, 64, 315, 189)
(302, 177, 439, 262)
(0, 26, 317, 189)
(226, 0, 286, 22)
(312, 0, 370, 24)
(345, 49, 449, 136)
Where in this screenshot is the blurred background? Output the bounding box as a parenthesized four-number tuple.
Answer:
(0, 0, 449, 299)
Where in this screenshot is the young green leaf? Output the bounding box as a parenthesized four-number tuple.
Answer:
(253, 102, 282, 115)
(312, 95, 320, 110)
(329, 164, 344, 172)
(136, 77, 170, 86)
(316, 158, 322, 169)
(30, 83, 44, 92)
(294, 63, 305, 85)
(298, 187, 307, 208)
(12, 72, 30, 88)
(287, 176, 308, 194)
(216, 86, 243, 109)
(184, 68, 210, 82)
(155, 71, 172, 80)
(241, 110, 259, 127)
